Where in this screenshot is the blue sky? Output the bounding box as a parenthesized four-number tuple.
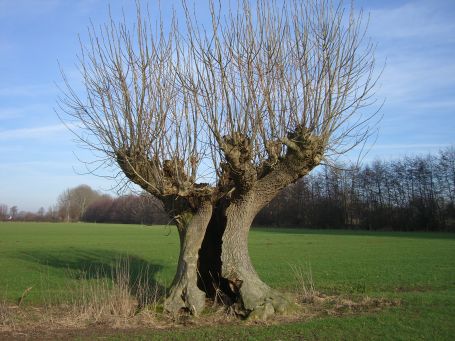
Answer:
(0, 0, 454, 212)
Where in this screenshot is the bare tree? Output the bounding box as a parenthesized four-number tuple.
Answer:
(9, 206, 18, 220)
(0, 204, 8, 220)
(57, 185, 103, 221)
(59, 0, 379, 318)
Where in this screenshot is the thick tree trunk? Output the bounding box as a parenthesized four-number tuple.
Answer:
(164, 201, 212, 316)
(220, 194, 290, 319)
(196, 193, 290, 319)
(165, 151, 320, 317)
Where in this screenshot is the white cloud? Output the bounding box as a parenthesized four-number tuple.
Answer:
(368, 1, 455, 42)
(378, 59, 455, 106)
(371, 143, 451, 150)
(0, 83, 57, 98)
(0, 160, 68, 171)
(361, 1, 455, 112)
(411, 99, 455, 110)
(353, 142, 452, 164)
(0, 104, 53, 120)
(0, 108, 23, 120)
(0, 124, 70, 140)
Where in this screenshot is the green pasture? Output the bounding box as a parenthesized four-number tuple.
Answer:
(1, 222, 455, 340)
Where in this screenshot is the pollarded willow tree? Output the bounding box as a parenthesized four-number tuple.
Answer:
(59, 0, 379, 318)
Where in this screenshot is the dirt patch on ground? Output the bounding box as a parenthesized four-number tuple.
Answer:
(0, 294, 400, 340)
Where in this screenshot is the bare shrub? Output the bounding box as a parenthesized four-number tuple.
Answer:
(290, 263, 317, 303)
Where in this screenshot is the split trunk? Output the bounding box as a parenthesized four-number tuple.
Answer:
(164, 192, 289, 318)
(163, 130, 323, 317)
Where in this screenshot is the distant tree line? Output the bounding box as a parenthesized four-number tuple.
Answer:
(0, 185, 168, 225)
(2, 148, 453, 231)
(81, 194, 168, 224)
(0, 203, 51, 222)
(0, 206, 51, 222)
(0, 185, 103, 222)
(254, 147, 455, 231)
(55, 185, 169, 225)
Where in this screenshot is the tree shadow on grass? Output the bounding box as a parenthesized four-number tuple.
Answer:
(17, 248, 166, 306)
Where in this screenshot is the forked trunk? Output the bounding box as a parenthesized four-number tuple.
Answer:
(196, 193, 290, 319)
(165, 162, 309, 317)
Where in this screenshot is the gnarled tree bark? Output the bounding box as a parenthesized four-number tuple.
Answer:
(164, 201, 213, 316)
(220, 195, 289, 319)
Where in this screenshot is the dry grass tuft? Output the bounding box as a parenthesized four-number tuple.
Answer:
(59, 258, 164, 329)
(325, 295, 401, 316)
(0, 299, 14, 329)
(17, 287, 33, 307)
(290, 263, 400, 318)
(290, 263, 318, 303)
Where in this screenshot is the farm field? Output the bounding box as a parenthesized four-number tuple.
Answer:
(1, 222, 455, 340)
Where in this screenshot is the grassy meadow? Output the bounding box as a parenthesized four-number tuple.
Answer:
(1, 222, 454, 340)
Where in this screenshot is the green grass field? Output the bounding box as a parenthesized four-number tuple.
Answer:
(1, 222, 455, 340)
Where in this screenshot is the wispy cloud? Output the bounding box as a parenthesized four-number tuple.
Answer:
(0, 160, 68, 170)
(0, 83, 57, 98)
(368, 1, 455, 42)
(0, 145, 23, 153)
(363, 1, 455, 112)
(378, 60, 455, 106)
(0, 124, 69, 140)
(354, 143, 452, 164)
(0, 107, 23, 120)
(411, 99, 455, 110)
(0, 104, 53, 120)
(371, 143, 451, 150)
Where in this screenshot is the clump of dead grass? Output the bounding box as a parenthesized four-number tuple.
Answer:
(290, 263, 400, 318)
(0, 299, 13, 328)
(290, 263, 317, 303)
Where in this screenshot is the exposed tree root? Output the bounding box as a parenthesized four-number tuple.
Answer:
(164, 270, 206, 316)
